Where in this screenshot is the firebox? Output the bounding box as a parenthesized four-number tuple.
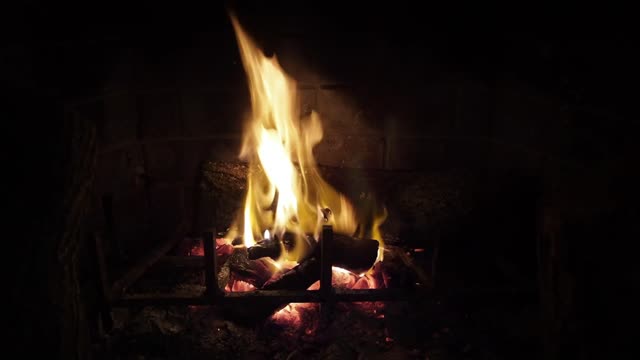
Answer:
(9, 2, 634, 359)
(81, 7, 547, 360)
(91, 13, 432, 336)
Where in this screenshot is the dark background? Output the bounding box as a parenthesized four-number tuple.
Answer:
(4, 1, 638, 359)
(4, 2, 637, 109)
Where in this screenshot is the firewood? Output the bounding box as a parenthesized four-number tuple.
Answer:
(247, 232, 378, 273)
(326, 233, 379, 274)
(210, 233, 377, 321)
(247, 238, 282, 260)
(262, 256, 320, 290)
(246, 232, 315, 260)
(226, 248, 278, 288)
(262, 233, 379, 290)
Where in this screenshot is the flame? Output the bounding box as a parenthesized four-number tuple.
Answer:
(229, 15, 384, 261)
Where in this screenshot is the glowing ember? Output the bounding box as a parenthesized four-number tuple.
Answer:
(271, 266, 383, 326)
(271, 304, 306, 326)
(188, 243, 204, 257)
(227, 15, 385, 263)
(304, 266, 377, 290)
(188, 238, 231, 257)
(225, 280, 257, 292)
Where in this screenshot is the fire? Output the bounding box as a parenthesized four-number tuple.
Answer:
(229, 14, 384, 262)
(306, 266, 378, 290)
(225, 280, 256, 293)
(272, 266, 382, 328)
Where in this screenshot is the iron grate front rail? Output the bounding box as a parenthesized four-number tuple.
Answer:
(97, 225, 427, 309)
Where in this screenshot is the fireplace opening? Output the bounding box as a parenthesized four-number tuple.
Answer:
(8, 2, 637, 360)
(80, 13, 544, 359)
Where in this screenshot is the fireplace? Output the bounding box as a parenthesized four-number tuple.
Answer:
(78, 12, 546, 359)
(8, 2, 635, 360)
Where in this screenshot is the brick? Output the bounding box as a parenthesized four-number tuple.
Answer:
(114, 184, 184, 258)
(488, 142, 543, 173)
(446, 138, 491, 170)
(75, 100, 104, 145)
(147, 186, 184, 241)
(311, 40, 372, 85)
(144, 142, 184, 183)
(313, 134, 385, 169)
(93, 146, 151, 259)
(491, 85, 554, 153)
(175, 39, 245, 90)
(273, 37, 322, 85)
(138, 91, 182, 139)
(103, 49, 137, 93)
(94, 151, 120, 196)
(453, 80, 492, 137)
(390, 84, 457, 137)
(388, 136, 492, 171)
(298, 88, 317, 118)
(94, 145, 145, 195)
(316, 88, 378, 136)
(110, 182, 153, 259)
(133, 50, 179, 90)
(180, 88, 248, 137)
(102, 94, 138, 147)
(182, 185, 197, 232)
(388, 137, 448, 171)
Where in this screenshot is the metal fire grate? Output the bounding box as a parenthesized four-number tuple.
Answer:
(90, 194, 426, 333)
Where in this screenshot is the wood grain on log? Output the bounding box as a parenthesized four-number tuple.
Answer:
(261, 233, 378, 290)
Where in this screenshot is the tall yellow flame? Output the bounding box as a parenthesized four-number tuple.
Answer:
(230, 15, 383, 262)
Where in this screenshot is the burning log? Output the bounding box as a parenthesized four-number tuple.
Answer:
(246, 232, 316, 261)
(226, 248, 279, 288)
(329, 233, 380, 273)
(220, 232, 379, 321)
(247, 232, 378, 273)
(247, 237, 282, 260)
(262, 256, 320, 290)
(262, 233, 379, 290)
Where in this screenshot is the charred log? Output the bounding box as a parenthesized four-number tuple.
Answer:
(247, 237, 282, 260)
(247, 232, 378, 274)
(231, 236, 243, 246)
(262, 234, 379, 290)
(326, 233, 379, 273)
(226, 248, 278, 288)
(262, 256, 321, 290)
(221, 234, 378, 321)
(246, 231, 314, 260)
(220, 257, 321, 322)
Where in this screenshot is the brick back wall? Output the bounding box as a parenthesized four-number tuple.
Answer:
(75, 39, 568, 256)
